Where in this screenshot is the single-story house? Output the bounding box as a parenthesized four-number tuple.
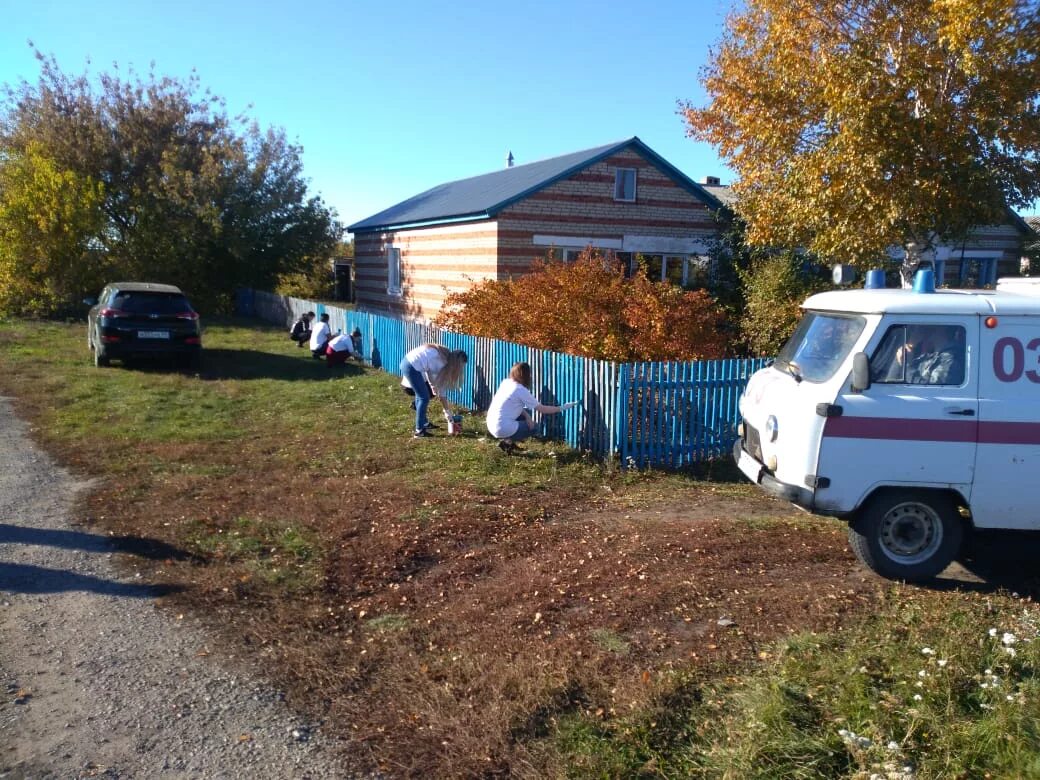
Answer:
(704, 182, 1033, 287)
(347, 137, 727, 319)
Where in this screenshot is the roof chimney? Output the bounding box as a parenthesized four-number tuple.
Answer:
(506, 151, 515, 168)
(701, 175, 721, 186)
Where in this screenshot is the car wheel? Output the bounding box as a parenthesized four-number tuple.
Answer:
(93, 341, 110, 368)
(848, 490, 963, 582)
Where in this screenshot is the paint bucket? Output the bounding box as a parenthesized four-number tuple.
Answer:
(448, 414, 463, 436)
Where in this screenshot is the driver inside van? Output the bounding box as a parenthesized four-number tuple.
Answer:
(873, 325, 965, 385)
(908, 325, 963, 385)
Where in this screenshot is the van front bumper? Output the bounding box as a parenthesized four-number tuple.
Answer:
(733, 441, 815, 510)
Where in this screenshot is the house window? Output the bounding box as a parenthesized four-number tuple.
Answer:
(614, 251, 635, 277)
(614, 168, 637, 202)
(960, 257, 997, 287)
(563, 248, 605, 263)
(387, 246, 402, 295)
(664, 255, 686, 286)
(640, 254, 692, 285)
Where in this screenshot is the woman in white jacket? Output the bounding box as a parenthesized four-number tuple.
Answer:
(486, 362, 577, 453)
(400, 343, 467, 438)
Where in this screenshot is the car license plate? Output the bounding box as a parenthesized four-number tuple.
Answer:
(138, 330, 170, 340)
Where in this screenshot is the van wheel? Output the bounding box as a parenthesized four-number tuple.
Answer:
(848, 490, 963, 582)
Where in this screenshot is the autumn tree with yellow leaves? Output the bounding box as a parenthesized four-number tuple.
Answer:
(683, 0, 1040, 280)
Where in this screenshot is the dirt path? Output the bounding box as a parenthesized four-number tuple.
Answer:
(0, 397, 356, 779)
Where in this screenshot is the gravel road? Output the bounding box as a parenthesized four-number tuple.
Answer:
(0, 396, 356, 779)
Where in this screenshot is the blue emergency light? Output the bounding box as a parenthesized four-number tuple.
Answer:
(912, 267, 936, 293)
(864, 269, 886, 289)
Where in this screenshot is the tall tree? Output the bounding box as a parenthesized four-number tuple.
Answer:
(0, 142, 107, 315)
(0, 49, 342, 314)
(682, 0, 1040, 279)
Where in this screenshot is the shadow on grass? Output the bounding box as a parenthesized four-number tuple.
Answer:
(201, 348, 367, 382)
(930, 530, 1040, 596)
(115, 348, 366, 382)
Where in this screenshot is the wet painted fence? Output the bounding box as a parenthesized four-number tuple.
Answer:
(237, 289, 769, 467)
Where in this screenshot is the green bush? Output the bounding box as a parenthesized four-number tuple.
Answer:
(739, 253, 833, 355)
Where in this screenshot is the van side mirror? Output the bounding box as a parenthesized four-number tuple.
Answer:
(850, 352, 871, 393)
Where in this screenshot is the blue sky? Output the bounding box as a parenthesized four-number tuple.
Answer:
(0, 0, 735, 231)
(4, 1, 1036, 231)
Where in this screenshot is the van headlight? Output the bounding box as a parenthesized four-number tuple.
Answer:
(765, 415, 779, 442)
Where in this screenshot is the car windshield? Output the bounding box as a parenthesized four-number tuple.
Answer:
(111, 292, 192, 314)
(774, 311, 866, 383)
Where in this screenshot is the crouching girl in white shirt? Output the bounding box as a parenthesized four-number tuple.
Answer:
(486, 362, 577, 453)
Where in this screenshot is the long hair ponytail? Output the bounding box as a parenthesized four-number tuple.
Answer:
(430, 344, 467, 389)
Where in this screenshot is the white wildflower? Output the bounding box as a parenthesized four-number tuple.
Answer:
(1008, 695, 1015, 701)
(1002, 632, 1018, 646)
(921, 647, 935, 655)
(918, 669, 927, 677)
(887, 740, 900, 751)
(937, 659, 948, 667)
(1005, 646, 1017, 658)
(985, 668, 993, 675)
(913, 694, 923, 701)
(989, 628, 998, 637)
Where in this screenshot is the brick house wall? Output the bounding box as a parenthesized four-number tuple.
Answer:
(497, 150, 718, 277)
(353, 148, 722, 319)
(354, 221, 500, 318)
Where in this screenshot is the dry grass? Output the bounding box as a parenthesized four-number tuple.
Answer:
(0, 318, 887, 778)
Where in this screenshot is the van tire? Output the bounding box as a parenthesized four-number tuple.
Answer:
(848, 490, 963, 582)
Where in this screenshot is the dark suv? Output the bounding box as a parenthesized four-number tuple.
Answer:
(86, 282, 202, 368)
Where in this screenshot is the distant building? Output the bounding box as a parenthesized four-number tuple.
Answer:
(347, 137, 727, 319)
(701, 181, 1033, 287)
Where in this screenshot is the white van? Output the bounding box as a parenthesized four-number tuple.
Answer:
(735, 271, 1040, 581)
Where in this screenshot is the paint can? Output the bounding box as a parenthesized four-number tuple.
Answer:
(447, 414, 463, 436)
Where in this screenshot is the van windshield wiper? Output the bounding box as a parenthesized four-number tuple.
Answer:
(782, 360, 803, 383)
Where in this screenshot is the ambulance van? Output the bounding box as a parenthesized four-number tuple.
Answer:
(734, 270, 1040, 581)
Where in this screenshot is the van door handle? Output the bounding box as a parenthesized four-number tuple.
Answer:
(945, 408, 975, 416)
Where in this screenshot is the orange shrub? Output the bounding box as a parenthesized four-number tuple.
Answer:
(434, 250, 728, 361)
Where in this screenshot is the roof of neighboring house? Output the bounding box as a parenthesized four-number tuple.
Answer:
(695, 183, 1035, 240)
(701, 183, 735, 206)
(347, 137, 727, 233)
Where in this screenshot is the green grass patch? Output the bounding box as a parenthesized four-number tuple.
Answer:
(549, 589, 1040, 778)
(186, 516, 320, 591)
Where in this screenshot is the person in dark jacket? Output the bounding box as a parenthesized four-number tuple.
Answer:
(289, 312, 315, 347)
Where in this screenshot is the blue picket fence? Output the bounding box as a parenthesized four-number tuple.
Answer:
(237, 289, 769, 467)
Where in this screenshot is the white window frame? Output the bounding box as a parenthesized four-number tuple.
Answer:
(614, 168, 637, 202)
(387, 246, 402, 296)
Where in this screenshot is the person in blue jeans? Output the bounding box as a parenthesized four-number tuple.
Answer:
(400, 344, 467, 438)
